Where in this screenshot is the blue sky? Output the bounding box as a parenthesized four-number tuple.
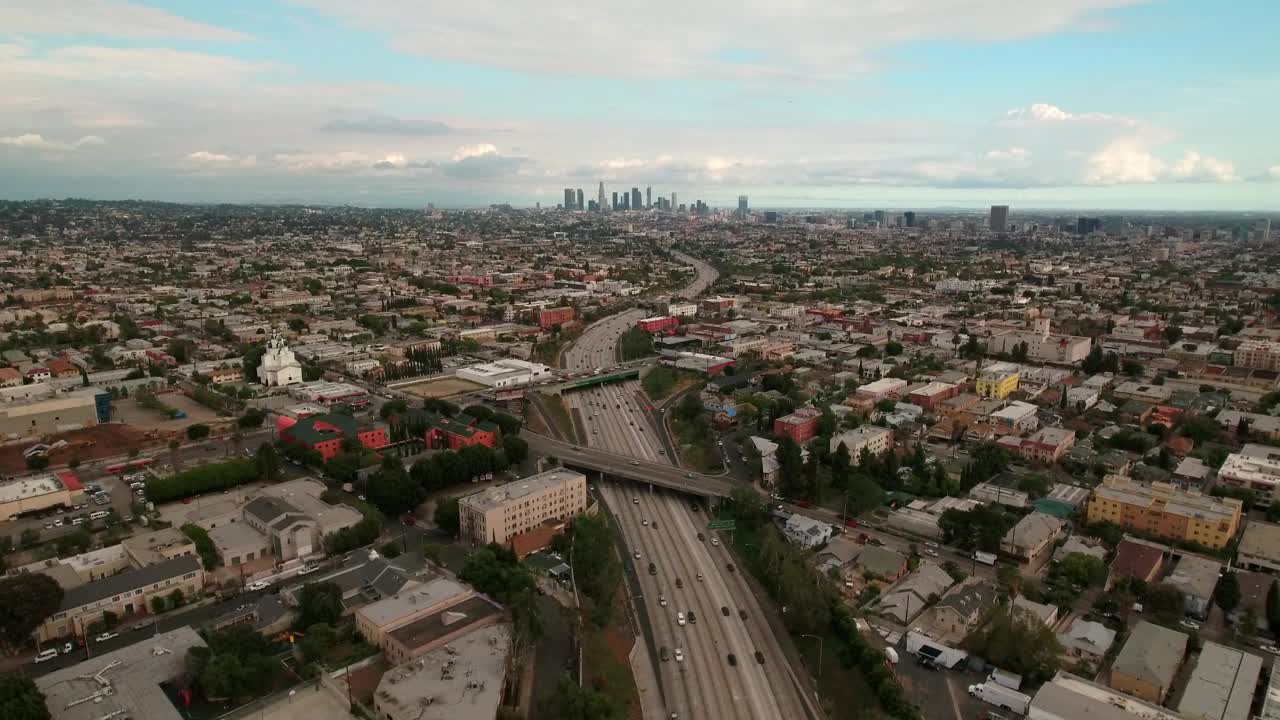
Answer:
(1, 0, 1277, 210)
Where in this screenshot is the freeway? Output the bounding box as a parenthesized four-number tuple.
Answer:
(522, 430, 733, 497)
(671, 251, 718, 299)
(562, 307, 646, 370)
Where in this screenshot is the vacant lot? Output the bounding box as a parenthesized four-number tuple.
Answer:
(397, 376, 486, 399)
(0, 424, 149, 474)
(113, 392, 223, 432)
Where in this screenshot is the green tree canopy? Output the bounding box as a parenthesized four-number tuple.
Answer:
(0, 676, 51, 720)
(538, 677, 624, 720)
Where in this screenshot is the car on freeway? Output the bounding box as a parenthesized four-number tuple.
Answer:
(642, 519, 649, 526)
(660, 646, 670, 662)
(677, 612, 686, 626)
(754, 650, 765, 664)
(727, 653, 737, 666)
(738, 609, 748, 620)
(696, 573, 703, 581)
(696, 532, 705, 542)
(659, 595, 667, 607)
(675, 578, 684, 589)
(629, 460, 640, 466)
(711, 537, 719, 546)
(726, 563, 735, 573)
(633, 497, 639, 505)
(674, 648, 684, 662)
(95, 631, 119, 642)
(688, 611, 697, 624)
(722, 606, 730, 616)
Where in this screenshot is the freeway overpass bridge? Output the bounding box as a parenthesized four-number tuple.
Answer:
(521, 431, 734, 498)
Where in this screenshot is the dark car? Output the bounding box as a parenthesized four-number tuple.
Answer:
(652, 521, 659, 530)
(727, 653, 737, 666)
(688, 611, 697, 624)
(721, 606, 730, 616)
(738, 609, 748, 620)
(697, 532, 705, 542)
(648, 562, 657, 576)
(676, 578, 684, 589)
(726, 563, 736, 573)
(754, 651, 765, 664)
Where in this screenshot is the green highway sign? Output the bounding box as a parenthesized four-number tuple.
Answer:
(707, 520, 736, 530)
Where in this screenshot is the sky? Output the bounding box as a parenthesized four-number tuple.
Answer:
(1, 0, 1278, 211)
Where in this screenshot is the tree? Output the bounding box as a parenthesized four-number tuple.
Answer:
(1215, 571, 1241, 614)
(502, 435, 529, 465)
(367, 457, 423, 515)
(186, 423, 211, 441)
(24, 454, 48, 471)
(166, 588, 185, 609)
(19, 529, 39, 549)
(434, 497, 461, 537)
(181, 523, 219, 569)
(884, 340, 903, 357)
(55, 528, 92, 556)
(0, 574, 63, 653)
(538, 677, 623, 720)
(296, 582, 344, 627)
(151, 596, 167, 614)
(1147, 583, 1185, 623)
(296, 622, 338, 664)
(379, 399, 408, 419)
(0, 676, 51, 720)
(254, 442, 282, 482)
(1056, 553, 1107, 588)
(968, 604, 1063, 682)
(1269, 581, 1280, 639)
(775, 436, 806, 500)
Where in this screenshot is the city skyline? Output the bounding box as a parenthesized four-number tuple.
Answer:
(1, 0, 1278, 210)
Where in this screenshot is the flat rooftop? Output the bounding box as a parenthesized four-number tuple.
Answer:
(1178, 641, 1263, 720)
(359, 576, 471, 630)
(386, 595, 503, 653)
(459, 468, 584, 513)
(36, 626, 205, 720)
(375, 623, 510, 720)
(0, 473, 70, 504)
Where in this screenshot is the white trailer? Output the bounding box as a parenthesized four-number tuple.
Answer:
(968, 682, 1031, 715)
(974, 551, 997, 566)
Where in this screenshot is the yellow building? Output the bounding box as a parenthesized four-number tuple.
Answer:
(458, 468, 587, 546)
(1087, 476, 1242, 550)
(976, 362, 1020, 400)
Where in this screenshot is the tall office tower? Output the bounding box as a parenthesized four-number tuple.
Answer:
(873, 210, 886, 226)
(1077, 216, 1102, 235)
(671, 192, 677, 211)
(631, 187, 641, 211)
(990, 205, 1009, 233)
(575, 188, 584, 211)
(563, 188, 575, 209)
(612, 191, 618, 210)
(737, 195, 748, 218)
(598, 182, 606, 211)
(1258, 219, 1272, 243)
(646, 186, 652, 209)
(904, 211, 916, 228)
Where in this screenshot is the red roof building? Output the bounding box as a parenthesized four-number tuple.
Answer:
(424, 413, 499, 450)
(1108, 539, 1166, 588)
(538, 307, 575, 329)
(773, 407, 822, 446)
(45, 358, 80, 379)
(638, 316, 679, 333)
(279, 413, 388, 461)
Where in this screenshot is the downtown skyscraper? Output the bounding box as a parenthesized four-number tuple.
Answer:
(598, 182, 606, 211)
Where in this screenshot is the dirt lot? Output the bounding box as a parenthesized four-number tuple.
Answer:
(0, 424, 150, 474)
(397, 376, 486, 399)
(112, 392, 224, 432)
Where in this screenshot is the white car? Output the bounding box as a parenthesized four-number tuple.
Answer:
(1179, 620, 1200, 631)
(296, 565, 319, 576)
(1261, 645, 1280, 656)
(659, 595, 667, 607)
(674, 648, 685, 662)
(633, 549, 641, 559)
(642, 519, 649, 527)
(62, 642, 73, 654)
(94, 632, 119, 643)
(711, 538, 719, 546)
(247, 580, 271, 591)
(677, 612, 686, 626)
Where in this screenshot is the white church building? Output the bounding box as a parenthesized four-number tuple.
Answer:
(258, 334, 303, 387)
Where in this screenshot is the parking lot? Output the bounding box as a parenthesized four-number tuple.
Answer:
(894, 653, 990, 720)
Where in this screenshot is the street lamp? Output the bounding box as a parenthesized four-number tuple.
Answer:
(801, 633, 825, 683)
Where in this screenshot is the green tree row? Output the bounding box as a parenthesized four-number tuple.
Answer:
(144, 458, 258, 503)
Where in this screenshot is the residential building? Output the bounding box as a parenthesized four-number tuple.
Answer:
(969, 481, 1029, 508)
(1087, 476, 1243, 550)
(278, 412, 388, 461)
(1218, 443, 1280, 500)
(1022, 427, 1076, 463)
(36, 626, 206, 720)
(120, 527, 197, 567)
(875, 563, 955, 624)
(857, 545, 908, 582)
(854, 377, 908, 402)
(37, 556, 204, 642)
(976, 361, 1020, 399)
(829, 425, 892, 459)
(907, 381, 961, 411)
(1234, 339, 1280, 371)
(1177, 642, 1263, 720)
(773, 407, 822, 445)
(538, 306, 575, 328)
(990, 400, 1040, 432)
(917, 579, 997, 644)
(1237, 521, 1280, 573)
(1108, 538, 1166, 589)
(1001, 512, 1065, 567)
(1057, 619, 1117, 661)
(1113, 381, 1174, 404)
(458, 468, 587, 546)
(784, 513, 833, 548)
(1110, 620, 1188, 703)
(1166, 554, 1222, 619)
(372, 624, 509, 720)
(1030, 672, 1184, 720)
(986, 328, 1092, 365)
(419, 411, 500, 450)
(0, 367, 20, 387)
(239, 479, 362, 562)
(0, 470, 84, 521)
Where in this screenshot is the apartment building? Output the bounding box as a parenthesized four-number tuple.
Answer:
(1021, 427, 1077, 463)
(1234, 339, 1280, 371)
(1087, 476, 1242, 549)
(1218, 443, 1280, 501)
(37, 556, 204, 642)
(354, 576, 504, 666)
(976, 362, 1020, 399)
(772, 407, 823, 445)
(458, 468, 588, 546)
(906, 381, 961, 411)
(829, 425, 893, 459)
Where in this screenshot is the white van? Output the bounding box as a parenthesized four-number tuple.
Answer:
(89, 510, 109, 521)
(71, 517, 85, 526)
(35, 648, 58, 663)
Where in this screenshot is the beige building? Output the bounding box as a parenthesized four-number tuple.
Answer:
(0, 471, 86, 521)
(355, 576, 505, 665)
(121, 528, 197, 567)
(1234, 339, 1280, 371)
(238, 479, 362, 562)
(0, 390, 102, 438)
(459, 468, 587, 546)
(1110, 620, 1188, 703)
(1087, 476, 1242, 550)
(373, 624, 509, 720)
(38, 556, 204, 642)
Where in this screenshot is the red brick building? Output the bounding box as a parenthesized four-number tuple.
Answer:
(906, 381, 962, 411)
(426, 414, 499, 450)
(773, 407, 822, 446)
(45, 358, 81, 379)
(538, 307, 576, 329)
(279, 413, 388, 461)
(638, 316, 679, 333)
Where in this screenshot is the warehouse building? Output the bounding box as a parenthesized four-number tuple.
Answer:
(0, 470, 85, 520)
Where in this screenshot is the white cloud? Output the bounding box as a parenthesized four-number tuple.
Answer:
(1086, 140, 1164, 184)
(1269, 165, 1280, 180)
(0, 133, 68, 150)
(452, 143, 499, 161)
(297, 0, 1147, 80)
(4, 46, 273, 85)
(1170, 151, 1236, 182)
(73, 135, 106, 148)
(185, 150, 234, 164)
(0, 0, 248, 41)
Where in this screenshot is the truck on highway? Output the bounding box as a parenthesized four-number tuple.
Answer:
(968, 682, 1031, 715)
(973, 551, 997, 566)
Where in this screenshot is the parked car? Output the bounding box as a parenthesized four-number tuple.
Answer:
(247, 580, 271, 591)
(94, 631, 119, 643)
